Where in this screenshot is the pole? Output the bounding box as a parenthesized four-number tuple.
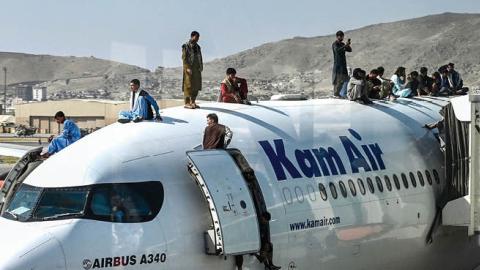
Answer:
(2, 67, 6, 115)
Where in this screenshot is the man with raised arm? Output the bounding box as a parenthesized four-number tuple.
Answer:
(332, 30, 352, 97)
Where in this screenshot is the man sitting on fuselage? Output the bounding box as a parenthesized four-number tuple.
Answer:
(219, 68, 250, 104)
(446, 63, 468, 95)
(41, 111, 81, 158)
(118, 79, 162, 123)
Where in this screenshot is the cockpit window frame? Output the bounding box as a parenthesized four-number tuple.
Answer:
(2, 181, 164, 223)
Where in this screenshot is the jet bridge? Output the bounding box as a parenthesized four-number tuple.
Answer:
(441, 92, 480, 235)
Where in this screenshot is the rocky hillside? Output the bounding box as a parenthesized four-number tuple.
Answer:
(2, 12, 480, 101)
(0, 52, 148, 84)
(176, 12, 480, 91)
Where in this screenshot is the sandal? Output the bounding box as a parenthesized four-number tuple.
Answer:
(193, 103, 200, 108)
(184, 104, 194, 109)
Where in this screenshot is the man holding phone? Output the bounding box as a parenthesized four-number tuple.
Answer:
(332, 30, 352, 97)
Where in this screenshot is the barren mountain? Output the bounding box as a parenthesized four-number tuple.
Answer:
(165, 12, 480, 91)
(0, 52, 148, 84)
(2, 12, 479, 101)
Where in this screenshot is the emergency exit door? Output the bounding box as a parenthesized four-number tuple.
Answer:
(187, 150, 261, 256)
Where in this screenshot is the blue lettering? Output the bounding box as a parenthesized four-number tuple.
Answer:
(259, 140, 302, 181)
(311, 147, 346, 176)
(369, 143, 386, 170)
(361, 145, 378, 171)
(295, 149, 321, 178)
(340, 136, 372, 173)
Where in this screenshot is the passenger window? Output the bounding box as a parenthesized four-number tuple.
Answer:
(393, 174, 401, 190)
(433, 169, 440, 184)
(384, 175, 392, 191)
(348, 179, 357, 196)
(339, 181, 347, 198)
(401, 173, 409, 189)
(425, 170, 433, 185)
(409, 172, 417, 187)
(417, 171, 425, 186)
(329, 182, 338, 199)
(307, 185, 316, 201)
(318, 183, 328, 201)
(366, 177, 375, 194)
(282, 187, 293, 204)
(357, 178, 366, 195)
(375, 176, 383, 192)
(294, 186, 304, 203)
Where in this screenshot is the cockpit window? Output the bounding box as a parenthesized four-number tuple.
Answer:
(34, 188, 88, 220)
(89, 182, 162, 223)
(2, 181, 163, 223)
(3, 184, 42, 222)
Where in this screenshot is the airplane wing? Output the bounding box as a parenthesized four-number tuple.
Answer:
(0, 143, 38, 158)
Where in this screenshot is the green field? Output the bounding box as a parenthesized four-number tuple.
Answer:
(0, 137, 43, 143)
(0, 156, 18, 164)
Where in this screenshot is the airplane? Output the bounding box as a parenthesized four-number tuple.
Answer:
(0, 96, 480, 270)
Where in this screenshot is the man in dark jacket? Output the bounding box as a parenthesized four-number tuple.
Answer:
(446, 63, 468, 94)
(332, 30, 352, 97)
(417, 67, 434, 95)
(203, 113, 233, 149)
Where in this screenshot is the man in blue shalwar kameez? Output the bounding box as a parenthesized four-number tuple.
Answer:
(42, 111, 81, 158)
(118, 79, 162, 123)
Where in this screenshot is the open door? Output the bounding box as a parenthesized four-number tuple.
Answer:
(187, 150, 261, 256)
(0, 146, 43, 212)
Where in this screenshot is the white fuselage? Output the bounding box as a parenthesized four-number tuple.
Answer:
(1, 97, 479, 270)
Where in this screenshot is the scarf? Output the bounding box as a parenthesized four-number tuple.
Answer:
(183, 41, 203, 71)
(129, 90, 141, 111)
(222, 77, 239, 93)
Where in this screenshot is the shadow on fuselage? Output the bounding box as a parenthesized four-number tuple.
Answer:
(199, 106, 295, 141)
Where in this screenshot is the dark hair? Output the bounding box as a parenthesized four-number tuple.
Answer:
(207, 113, 218, 123)
(394, 67, 406, 77)
(369, 69, 379, 75)
(438, 65, 448, 74)
(420, 67, 428, 74)
(410, 71, 419, 77)
(226, 68, 237, 75)
(376, 66, 385, 76)
(448, 62, 454, 67)
(432, 71, 440, 79)
(54, 111, 65, 119)
(352, 68, 363, 80)
(130, 79, 140, 86)
(191, 31, 200, 38)
(336, 30, 344, 37)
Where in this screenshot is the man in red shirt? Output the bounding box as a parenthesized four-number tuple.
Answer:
(220, 68, 250, 104)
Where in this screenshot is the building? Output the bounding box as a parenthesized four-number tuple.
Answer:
(14, 85, 33, 101)
(32, 87, 47, 101)
(15, 99, 184, 134)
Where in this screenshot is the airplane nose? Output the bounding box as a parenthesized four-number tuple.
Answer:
(0, 217, 66, 269)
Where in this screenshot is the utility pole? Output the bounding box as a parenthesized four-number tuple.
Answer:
(2, 67, 6, 115)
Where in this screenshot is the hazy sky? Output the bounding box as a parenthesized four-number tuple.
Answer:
(1, 0, 479, 69)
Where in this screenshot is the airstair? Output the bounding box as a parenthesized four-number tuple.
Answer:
(441, 91, 480, 235)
